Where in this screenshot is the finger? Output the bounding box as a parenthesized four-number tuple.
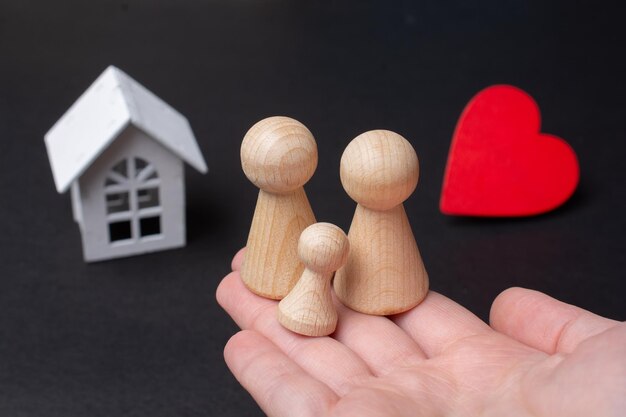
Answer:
(392, 291, 492, 358)
(231, 248, 246, 271)
(216, 271, 373, 395)
(224, 330, 338, 417)
(333, 299, 427, 376)
(490, 287, 621, 354)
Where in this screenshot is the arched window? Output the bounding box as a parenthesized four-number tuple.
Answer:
(104, 157, 162, 243)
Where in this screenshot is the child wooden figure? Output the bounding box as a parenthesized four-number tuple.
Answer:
(278, 223, 349, 337)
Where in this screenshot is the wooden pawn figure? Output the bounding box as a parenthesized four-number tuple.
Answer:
(240, 116, 317, 299)
(278, 222, 349, 336)
(334, 130, 429, 315)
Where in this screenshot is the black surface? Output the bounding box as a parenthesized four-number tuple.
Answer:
(1, 1, 625, 416)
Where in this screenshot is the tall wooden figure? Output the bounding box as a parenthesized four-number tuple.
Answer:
(334, 130, 429, 315)
(240, 116, 317, 299)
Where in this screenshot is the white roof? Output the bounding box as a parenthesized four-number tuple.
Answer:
(45, 65, 208, 193)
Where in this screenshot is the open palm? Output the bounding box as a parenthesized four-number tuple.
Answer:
(217, 249, 625, 417)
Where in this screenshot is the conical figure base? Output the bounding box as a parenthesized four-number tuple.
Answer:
(278, 270, 337, 336)
(334, 204, 429, 315)
(241, 188, 316, 299)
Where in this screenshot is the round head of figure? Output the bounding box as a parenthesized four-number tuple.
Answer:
(340, 130, 419, 211)
(298, 223, 350, 274)
(241, 116, 318, 194)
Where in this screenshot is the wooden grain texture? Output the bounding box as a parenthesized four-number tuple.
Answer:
(278, 223, 349, 336)
(334, 130, 429, 315)
(334, 204, 428, 315)
(240, 116, 318, 299)
(243, 189, 315, 298)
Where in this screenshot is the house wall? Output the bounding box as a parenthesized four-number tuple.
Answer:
(71, 181, 83, 228)
(76, 125, 185, 262)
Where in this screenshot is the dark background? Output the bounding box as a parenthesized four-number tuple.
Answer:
(1, 1, 625, 416)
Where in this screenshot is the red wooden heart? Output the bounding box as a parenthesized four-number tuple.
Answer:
(440, 85, 580, 217)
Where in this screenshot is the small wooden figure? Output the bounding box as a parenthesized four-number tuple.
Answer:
(240, 116, 317, 299)
(44, 66, 208, 262)
(278, 222, 349, 337)
(334, 130, 429, 315)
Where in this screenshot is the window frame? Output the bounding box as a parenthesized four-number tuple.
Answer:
(104, 157, 163, 245)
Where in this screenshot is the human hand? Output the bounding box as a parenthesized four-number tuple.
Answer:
(217, 248, 625, 417)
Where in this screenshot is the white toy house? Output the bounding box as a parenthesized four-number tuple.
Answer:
(45, 66, 208, 262)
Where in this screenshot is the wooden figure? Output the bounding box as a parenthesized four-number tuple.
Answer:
(44, 66, 208, 262)
(334, 130, 429, 315)
(278, 222, 349, 337)
(240, 116, 317, 299)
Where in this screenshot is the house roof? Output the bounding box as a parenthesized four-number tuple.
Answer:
(45, 66, 208, 193)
